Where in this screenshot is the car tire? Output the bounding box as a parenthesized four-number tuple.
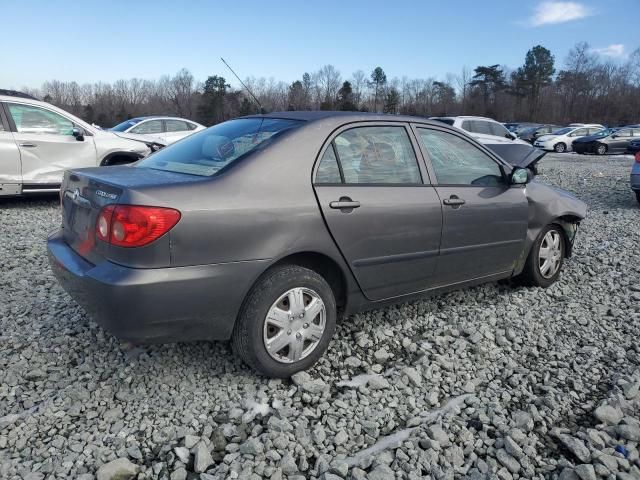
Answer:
(596, 144, 607, 155)
(554, 143, 566, 153)
(517, 224, 565, 288)
(231, 265, 336, 378)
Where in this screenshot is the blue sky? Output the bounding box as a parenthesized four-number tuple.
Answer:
(2, 0, 637, 89)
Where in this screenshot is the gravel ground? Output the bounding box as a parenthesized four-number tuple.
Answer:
(1, 153, 639, 480)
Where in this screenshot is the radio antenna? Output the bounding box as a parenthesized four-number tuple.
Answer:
(220, 57, 264, 114)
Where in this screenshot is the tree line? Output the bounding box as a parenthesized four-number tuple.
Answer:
(22, 42, 640, 128)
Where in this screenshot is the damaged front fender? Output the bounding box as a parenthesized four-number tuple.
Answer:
(513, 180, 587, 276)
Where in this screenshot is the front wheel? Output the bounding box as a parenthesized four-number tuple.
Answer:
(554, 143, 566, 153)
(517, 225, 565, 287)
(596, 144, 607, 155)
(232, 265, 336, 378)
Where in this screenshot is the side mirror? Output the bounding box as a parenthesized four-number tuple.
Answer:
(611, 134, 618, 138)
(511, 167, 531, 185)
(72, 127, 85, 141)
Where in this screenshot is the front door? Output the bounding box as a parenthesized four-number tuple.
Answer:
(609, 128, 632, 153)
(314, 124, 443, 301)
(414, 125, 528, 285)
(5, 102, 97, 186)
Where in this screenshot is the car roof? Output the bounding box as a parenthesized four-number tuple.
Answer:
(127, 116, 197, 122)
(243, 110, 452, 126)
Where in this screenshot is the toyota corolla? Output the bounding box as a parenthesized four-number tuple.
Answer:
(48, 112, 587, 377)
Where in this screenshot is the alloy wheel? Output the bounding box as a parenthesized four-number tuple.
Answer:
(597, 144, 606, 155)
(263, 287, 326, 364)
(538, 230, 562, 278)
(555, 143, 565, 153)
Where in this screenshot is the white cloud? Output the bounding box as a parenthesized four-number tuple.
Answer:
(529, 1, 592, 26)
(590, 44, 626, 58)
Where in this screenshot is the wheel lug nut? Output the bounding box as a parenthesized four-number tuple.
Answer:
(287, 330, 292, 335)
(299, 313, 304, 318)
(303, 323, 309, 328)
(296, 333, 302, 340)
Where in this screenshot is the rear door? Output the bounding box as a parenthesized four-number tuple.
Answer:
(6, 102, 97, 186)
(313, 123, 443, 301)
(414, 125, 528, 285)
(0, 104, 22, 194)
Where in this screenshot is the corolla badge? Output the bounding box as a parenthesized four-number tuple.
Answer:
(96, 190, 117, 200)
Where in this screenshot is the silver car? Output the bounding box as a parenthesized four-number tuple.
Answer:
(0, 91, 157, 196)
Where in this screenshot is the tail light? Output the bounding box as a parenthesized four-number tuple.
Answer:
(635, 152, 640, 163)
(96, 205, 181, 247)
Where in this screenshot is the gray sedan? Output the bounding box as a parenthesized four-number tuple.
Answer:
(47, 112, 587, 377)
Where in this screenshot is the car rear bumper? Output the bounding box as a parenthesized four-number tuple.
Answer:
(47, 230, 267, 343)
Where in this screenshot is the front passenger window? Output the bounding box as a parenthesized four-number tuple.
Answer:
(417, 128, 504, 186)
(8, 103, 74, 135)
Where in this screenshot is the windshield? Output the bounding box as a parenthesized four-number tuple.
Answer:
(135, 117, 303, 177)
(552, 127, 572, 135)
(111, 118, 143, 132)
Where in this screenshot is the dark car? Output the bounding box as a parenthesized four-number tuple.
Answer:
(573, 127, 640, 155)
(632, 151, 640, 204)
(518, 124, 562, 144)
(47, 112, 586, 377)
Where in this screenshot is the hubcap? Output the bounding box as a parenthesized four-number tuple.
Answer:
(263, 287, 326, 364)
(556, 144, 565, 152)
(597, 145, 606, 154)
(538, 230, 562, 278)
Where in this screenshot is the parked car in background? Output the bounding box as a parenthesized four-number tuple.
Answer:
(632, 151, 640, 204)
(0, 91, 159, 196)
(518, 124, 562, 144)
(48, 111, 586, 377)
(110, 116, 205, 145)
(431, 116, 530, 146)
(534, 126, 603, 153)
(572, 127, 639, 155)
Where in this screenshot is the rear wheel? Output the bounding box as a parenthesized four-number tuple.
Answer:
(232, 265, 336, 378)
(596, 144, 607, 155)
(554, 143, 566, 153)
(517, 224, 565, 288)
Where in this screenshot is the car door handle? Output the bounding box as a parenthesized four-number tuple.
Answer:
(19, 143, 37, 148)
(329, 198, 360, 210)
(443, 196, 465, 207)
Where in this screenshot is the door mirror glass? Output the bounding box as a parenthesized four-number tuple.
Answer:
(511, 168, 530, 185)
(72, 127, 85, 141)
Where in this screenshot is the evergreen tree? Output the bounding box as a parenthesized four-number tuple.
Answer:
(337, 81, 357, 111)
(370, 67, 387, 112)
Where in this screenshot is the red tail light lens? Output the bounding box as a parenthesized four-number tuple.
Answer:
(635, 152, 640, 163)
(96, 205, 181, 247)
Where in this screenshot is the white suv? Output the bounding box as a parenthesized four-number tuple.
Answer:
(534, 126, 604, 153)
(0, 91, 157, 196)
(110, 116, 205, 145)
(431, 116, 531, 146)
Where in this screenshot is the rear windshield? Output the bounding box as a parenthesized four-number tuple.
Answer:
(135, 118, 303, 177)
(111, 119, 143, 131)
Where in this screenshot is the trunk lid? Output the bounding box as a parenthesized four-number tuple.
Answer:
(60, 166, 202, 265)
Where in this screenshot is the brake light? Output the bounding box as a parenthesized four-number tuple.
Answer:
(635, 151, 640, 163)
(96, 205, 181, 247)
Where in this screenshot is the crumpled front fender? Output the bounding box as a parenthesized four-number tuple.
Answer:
(514, 180, 587, 275)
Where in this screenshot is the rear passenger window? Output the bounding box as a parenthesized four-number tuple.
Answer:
(474, 121, 494, 135)
(131, 120, 163, 134)
(616, 129, 632, 137)
(333, 126, 422, 184)
(315, 146, 342, 183)
(165, 120, 189, 132)
(417, 128, 504, 186)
